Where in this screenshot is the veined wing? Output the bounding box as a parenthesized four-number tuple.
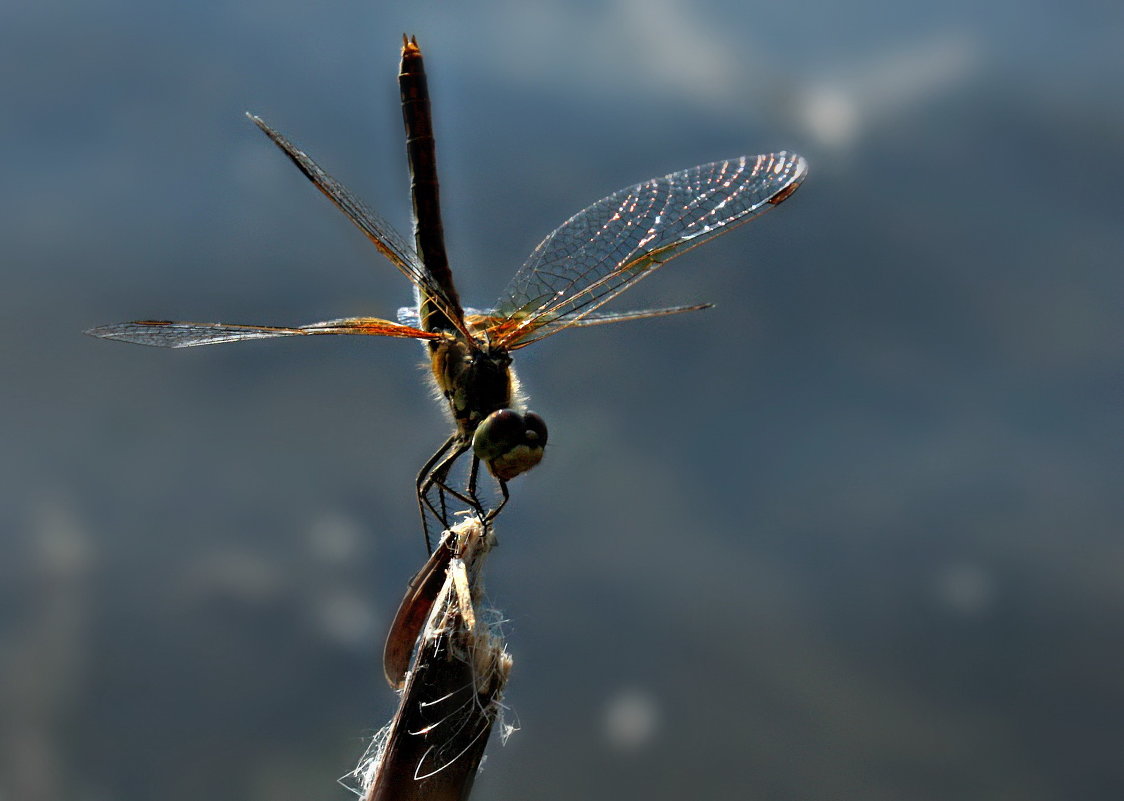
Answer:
(85, 317, 442, 348)
(550, 303, 713, 329)
(247, 114, 469, 339)
(448, 303, 711, 344)
(401, 303, 713, 341)
(487, 152, 806, 348)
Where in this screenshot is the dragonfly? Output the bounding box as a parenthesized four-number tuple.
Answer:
(87, 36, 807, 551)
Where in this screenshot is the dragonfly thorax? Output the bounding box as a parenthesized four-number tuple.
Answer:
(430, 337, 514, 432)
(429, 336, 547, 480)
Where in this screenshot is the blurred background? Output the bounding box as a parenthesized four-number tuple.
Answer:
(2, 0, 1121, 799)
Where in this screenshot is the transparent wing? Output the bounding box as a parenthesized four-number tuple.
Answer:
(487, 152, 806, 348)
(551, 303, 713, 329)
(462, 304, 713, 345)
(398, 305, 504, 330)
(85, 317, 442, 348)
(397, 306, 421, 327)
(248, 114, 467, 337)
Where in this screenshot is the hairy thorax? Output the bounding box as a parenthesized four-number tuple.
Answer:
(427, 331, 546, 482)
(429, 336, 515, 435)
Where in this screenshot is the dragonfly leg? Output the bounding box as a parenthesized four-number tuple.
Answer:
(416, 435, 457, 552)
(483, 478, 510, 524)
(417, 439, 479, 550)
(425, 462, 482, 529)
(467, 454, 512, 527)
(426, 451, 473, 514)
(466, 453, 480, 504)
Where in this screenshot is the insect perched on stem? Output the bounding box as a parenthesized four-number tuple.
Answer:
(87, 36, 807, 550)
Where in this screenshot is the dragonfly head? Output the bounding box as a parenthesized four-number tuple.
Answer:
(472, 409, 548, 481)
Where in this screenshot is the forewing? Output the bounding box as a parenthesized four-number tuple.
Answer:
(247, 114, 466, 336)
(488, 152, 806, 347)
(85, 317, 441, 348)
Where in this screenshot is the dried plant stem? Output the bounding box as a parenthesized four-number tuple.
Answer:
(363, 518, 511, 801)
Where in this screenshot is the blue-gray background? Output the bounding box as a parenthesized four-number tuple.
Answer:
(2, 1, 1120, 799)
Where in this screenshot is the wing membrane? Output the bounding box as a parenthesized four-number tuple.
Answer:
(464, 304, 713, 347)
(488, 152, 806, 347)
(85, 317, 441, 348)
(247, 114, 468, 338)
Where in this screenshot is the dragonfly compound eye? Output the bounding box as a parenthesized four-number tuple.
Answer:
(472, 409, 548, 481)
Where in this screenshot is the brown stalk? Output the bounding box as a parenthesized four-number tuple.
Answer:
(358, 517, 511, 801)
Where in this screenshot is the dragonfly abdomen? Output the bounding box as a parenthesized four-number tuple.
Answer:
(399, 36, 462, 335)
